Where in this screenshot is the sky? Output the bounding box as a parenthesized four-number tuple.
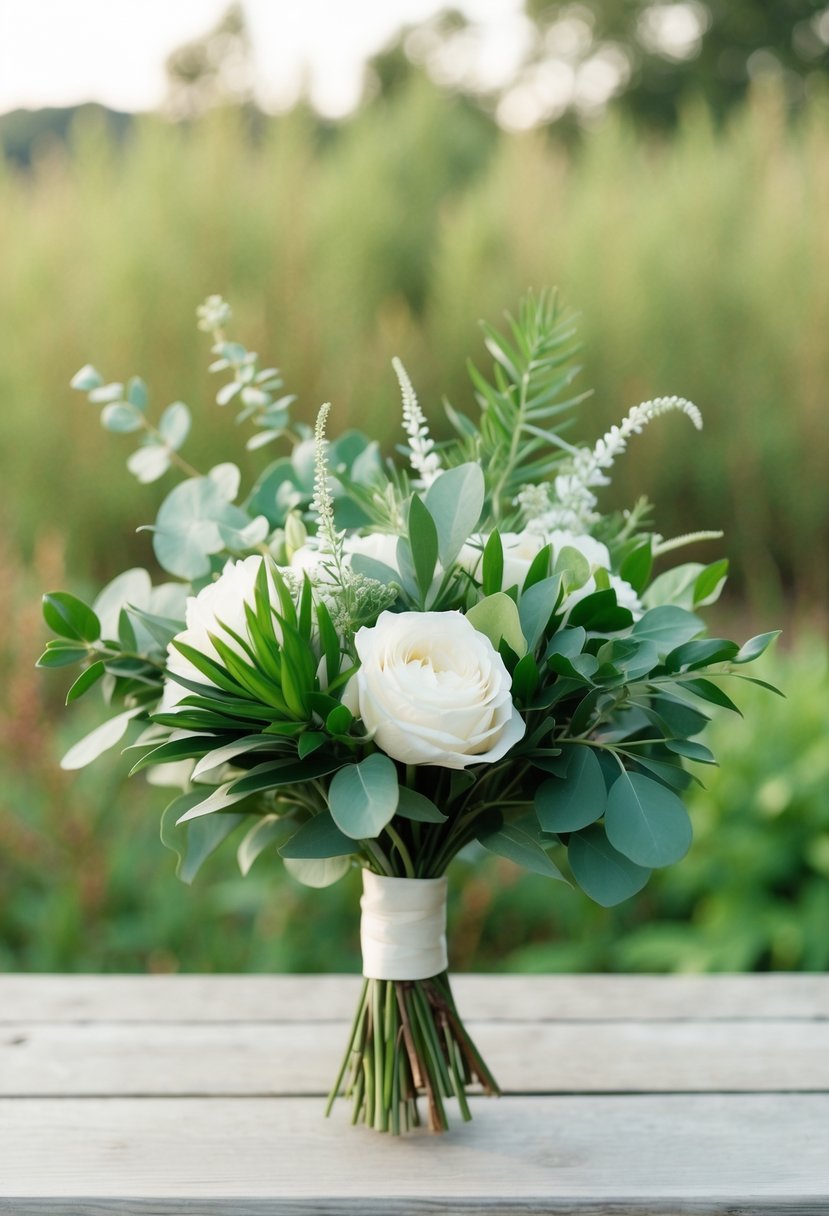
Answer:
(0, 0, 526, 118)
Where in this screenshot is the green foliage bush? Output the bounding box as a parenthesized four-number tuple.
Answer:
(0, 80, 826, 616)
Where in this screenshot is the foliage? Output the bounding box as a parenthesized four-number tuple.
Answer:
(38, 295, 779, 920)
(0, 85, 826, 617)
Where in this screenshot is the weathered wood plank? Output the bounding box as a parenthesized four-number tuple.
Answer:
(2, 1017, 828, 1096)
(2, 973, 828, 1024)
(0, 1094, 826, 1212)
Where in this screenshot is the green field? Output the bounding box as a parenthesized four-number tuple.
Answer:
(2, 79, 826, 972)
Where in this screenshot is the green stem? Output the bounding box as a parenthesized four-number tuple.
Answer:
(384, 823, 416, 878)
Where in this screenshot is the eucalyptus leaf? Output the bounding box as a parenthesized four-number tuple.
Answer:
(395, 787, 448, 823)
(519, 575, 562, 651)
(127, 444, 172, 484)
(327, 754, 399, 840)
(604, 771, 693, 867)
(279, 812, 356, 858)
(424, 462, 485, 566)
(535, 746, 607, 832)
(283, 855, 351, 888)
(476, 822, 567, 880)
(568, 825, 652, 906)
(237, 815, 297, 876)
(632, 606, 704, 653)
(466, 593, 527, 657)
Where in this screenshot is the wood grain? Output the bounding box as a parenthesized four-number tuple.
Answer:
(1, 1094, 827, 1212)
(2, 973, 828, 1023)
(2, 1017, 828, 1096)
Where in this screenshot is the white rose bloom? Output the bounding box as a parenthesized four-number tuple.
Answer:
(344, 532, 401, 572)
(289, 534, 401, 584)
(161, 555, 275, 711)
(344, 610, 525, 769)
(457, 531, 545, 591)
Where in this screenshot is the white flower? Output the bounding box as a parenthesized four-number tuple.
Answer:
(290, 533, 401, 584)
(344, 610, 525, 769)
(161, 555, 276, 710)
(458, 529, 610, 592)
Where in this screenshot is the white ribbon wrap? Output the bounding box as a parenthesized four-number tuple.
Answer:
(360, 872, 448, 981)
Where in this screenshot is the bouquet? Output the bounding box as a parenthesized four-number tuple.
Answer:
(39, 292, 779, 1134)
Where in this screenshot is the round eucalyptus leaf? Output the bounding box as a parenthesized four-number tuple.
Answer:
(605, 771, 693, 868)
(568, 825, 652, 907)
(535, 746, 607, 832)
(328, 754, 399, 840)
(283, 855, 351, 888)
(158, 401, 191, 451)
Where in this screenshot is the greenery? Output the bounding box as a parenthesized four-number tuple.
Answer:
(1, 81, 826, 619)
(1, 42, 825, 1018)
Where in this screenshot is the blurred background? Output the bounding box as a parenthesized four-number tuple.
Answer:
(1, 0, 827, 976)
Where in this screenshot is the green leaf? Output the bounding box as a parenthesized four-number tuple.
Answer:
(326, 703, 353, 736)
(71, 364, 103, 391)
(478, 531, 501, 596)
(567, 589, 632, 632)
(535, 746, 607, 832)
(665, 738, 717, 764)
(519, 575, 561, 651)
(642, 563, 703, 610)
(36, 640, 89, 669)
(229, 754, 340, 797)
(511, 653, 540, 703)
(327, 754, 399, 840)
(477, 822, 567, 880)
(619, 539, 653, 594)
(65, 660, 106, 705)
(349, 554, 401, 587)
(693, 558, 729, 607)
(632, 606, 704, 653)
(279, 811, 356, 859)
(568, 825, 652, 907)
(406, 494, 439, 601)
(283, 855, 351, 888)
(127, 444, 172, 484)
(734, 631, 782, 664)
(126, 376, 148, 410)
(683, 677, 743, 714)
(237, 815, 297, 876)
(158, 401, 191, 450)
(298, 730, 326, 759)
(646, 694, 710, 738)
(522, 544, 552, 592)
(466, 593, 527, 657)
(101, 403, 143, 433)
(545, 626, 586, 660)
(175, 782, 251, 823)
(665, 638, 739, 672)
(160, 794, 246, 885)
(604, 771, 692, 867)
(43, 592, 100, 643)
(60, 707, 143, 770)
(553, 545, 591, 591)
(395, 788, 448, 823)
(424, 463, 485, 567)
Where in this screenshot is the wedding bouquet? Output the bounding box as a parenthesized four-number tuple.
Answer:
(39, 292, 779, 1134)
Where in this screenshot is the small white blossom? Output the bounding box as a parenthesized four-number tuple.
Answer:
(393, 357, 442, 488)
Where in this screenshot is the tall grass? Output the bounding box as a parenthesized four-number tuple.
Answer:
(0, 79, 826, 617)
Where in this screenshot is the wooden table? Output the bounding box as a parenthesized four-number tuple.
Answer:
(1, 974, 827, 1213)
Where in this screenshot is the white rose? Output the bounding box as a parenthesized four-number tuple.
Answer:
(289, 533, 401, 584)
(344, 610, 525, 769)
(344, 532, 401, 572)
(161, 555, 276, 710)
(457, 531, 545, 591)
